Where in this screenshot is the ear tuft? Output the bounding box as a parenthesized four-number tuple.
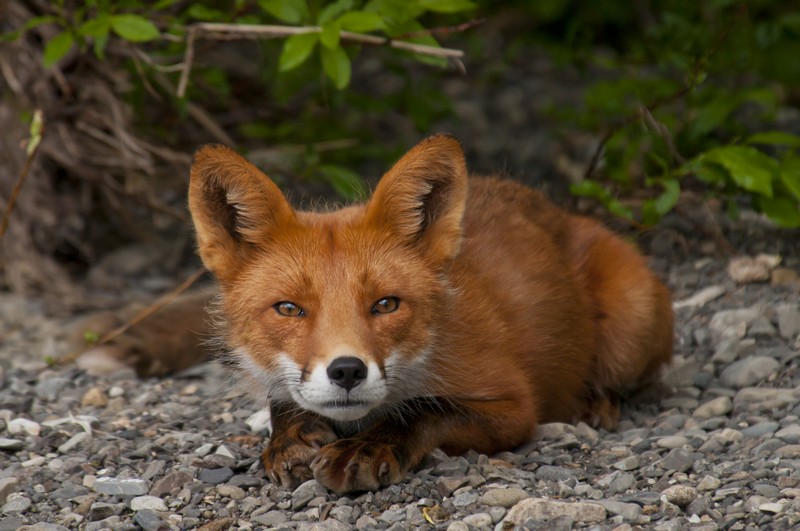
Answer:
(365, 134, 468, 264)
(188, 145, 294, 282)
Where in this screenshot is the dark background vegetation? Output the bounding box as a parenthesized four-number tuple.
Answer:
(1, 0, 799, 312)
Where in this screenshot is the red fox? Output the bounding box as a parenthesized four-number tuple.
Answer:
(188, 134, 673, 493)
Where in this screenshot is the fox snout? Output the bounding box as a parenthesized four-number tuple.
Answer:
(327, 356, 368, 391)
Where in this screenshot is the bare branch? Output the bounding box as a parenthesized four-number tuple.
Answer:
(1, 110, 44, 240)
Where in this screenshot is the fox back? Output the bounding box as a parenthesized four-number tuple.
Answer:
(188, 135, 673, 492)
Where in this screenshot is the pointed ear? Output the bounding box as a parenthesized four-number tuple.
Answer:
(188, 145, 295, 283)
(365, 134, 468, 264)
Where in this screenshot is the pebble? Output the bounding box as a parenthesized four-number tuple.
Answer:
(661, 485, 697, 507)
(480, 487, 528, 508)
(776, 304, 800, 339)
(720, 356, 780, 388)
(0, 478, 18, 505)
(0, 438, 24, 450)
(2, 495, 31, 514)
(93, 477, 149, 496)
(7, 418, 41, 436)
(504, 498, 606, 524)
(693, 396, 732, 418)
(597, 500, 642, 521)
(613, 456, 641, 471)
(81, 387, 108, 407)
(198, 467, 233, 485)
(656, 435, 690, 449)
(57, 431, 91, 453)
(292, 480, 327, 510)
(133, 509, 166, 531)
(130, 496, 168, 511)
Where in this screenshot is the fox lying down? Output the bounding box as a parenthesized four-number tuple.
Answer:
(188, 134, 673, 493)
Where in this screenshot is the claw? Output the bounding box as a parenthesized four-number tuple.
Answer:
(378, 461, 388, 478)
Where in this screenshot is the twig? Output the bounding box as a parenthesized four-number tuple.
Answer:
(176, 22, 466, 97)
(58, 268, 207, 365)
(0, 110, 44, 240)
(394, 18, 485, 40)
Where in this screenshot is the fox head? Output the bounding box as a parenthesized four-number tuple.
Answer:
(189, 135, 467, 423)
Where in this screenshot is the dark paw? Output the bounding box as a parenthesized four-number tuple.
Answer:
(262, 419, 337, 489)
(311, 439, 405, 493)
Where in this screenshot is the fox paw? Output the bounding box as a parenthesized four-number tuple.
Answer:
(311, 439, 405, 493)
(262, 420, 337, 489)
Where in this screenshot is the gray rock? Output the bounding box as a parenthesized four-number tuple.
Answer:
(292, 480, 327, 511)
(613, 456, 641, 471)
(462, 512, 493, 527)
(452, 490, 479, 507)
(252, 510, 288, 526)
(216, 485, 246, 500)
(437, 476, 469, 497)
(92, 477, 149, 496)
(85, 516, 121, 531)
(658, 449, 701, 472)
(597, 500, 642, 520)
(536, 465, 576, 483)
(0, 438, 24, 451)
(0, 479, 18, 505)
(198, 467, 233, 485)
(87, 502, 121, 522)
(748, 316, 776, 337)
(693, 396, 733, 418)
(354, 515, 378, 529)
(656, 435, 690, 449)
(777, 424, 800, 443)
(481, 487, 528, 508)
(18, 524, 71, 531)
(34, 377, 69, 401)
(446, 522, 469, 531)
(304, 520, 350, 531)
(504, 498, 606, 524)
(661, 485, 697, 507)
(150, 471, 193, 497)
(776, 304, 800, 339)
(57, 432, 91, 453)
(709, 307, 762, 343)
(378, 508, 406, 523)
(133, 509, 167, 531)
(734, 387, 795, 406)
(741, 421, 779, 439)
(720, 356, 780, 388)
(130, 496, 167, 512)
(711, 336, 742, 364)
(1, 496, 31, 514)
(489, 506, 506, 523)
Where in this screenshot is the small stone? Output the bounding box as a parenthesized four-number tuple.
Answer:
(776, 444, 800, 458)
(378, 508, 406, 523)
(437, 476, 469, 497)
(252, 510, 288, 526)
(711, 337, 741, 364)
(0, 438, 24, 450)
(776, 304, 800, 339)
(728, 254, 779, 284)
(133, 509, 166, 531)
(742, 421, 779, 439)
(462, 513, 493, 527)
(81, 387, 108, 408)
(613, 456, 641, 471)
(693, 396, 733, 419)
(7, 418, 41, 436)
(720, 356, 780, 388)
(292, 480, 327, 510)
(150, 471, 193, 497)
(481, 487, 528, 508)
(709, 307, 762, 343)
(597, 500, 642, 521)
(772, 267, 800, 286)
(58, 432, 91, 453)
(656, 435, 690, 449)
(452, 490, 479, 508)
(2, 495, 31, 514)
(658, 449, 700, 472)
(446, 522, 469, 531)
(776, 424, 800, 443)
(536, 465, 576, 483)
(93, 477, 149, 496)
(575, 422, 599, 442)
(198, 467, 233, 485)
(673, 285, 726, 310)
(34, 377, 69, 401)
(505, 498, 606, 524)
(214, 444, 235, 459)
(0, 479, 18, 506)
(748, 316, 776, 337)
(130, 496, 167, 512)
(759, 502, 785, 514)
(662, 485, 697, 507)
(216, 485, 245, 500)
(354, 515, 378, 529)
(195, 443, 214, 457)
(536, 423, 574, 440)
(306, 520, 350, 531)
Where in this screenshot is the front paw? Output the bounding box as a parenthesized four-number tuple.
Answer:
(262, 419, 337, 489)
(311, 439, 406, 493)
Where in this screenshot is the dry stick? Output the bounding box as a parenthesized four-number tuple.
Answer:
(58, 267, 207, 366)
(177, 23, 466, 98)
(0, 110, 44, 240)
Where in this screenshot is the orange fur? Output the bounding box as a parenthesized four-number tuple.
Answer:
(188, 135, 673, 493)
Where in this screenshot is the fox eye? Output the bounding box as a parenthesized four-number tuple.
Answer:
(274, 301, 304, 317)
(371, 297, 400, 315)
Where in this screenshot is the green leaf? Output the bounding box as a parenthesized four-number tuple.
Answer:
(318, 0, 354, 25)
(1, 15, 59, 41)
(338, 11, 385, 32)
(700, 146, 777, 197)
(84, 330, 100, 345)
(321, 45, 351, 89)
(43, 31, 74, 67)
(110, 14, 160, 42)
(258, 0, 309, 24)
(570, 180, 606, 197)
(79, 15, 111, 38)
(278, 32, 318, 72)
(746, 131, 800, 148)
(418, 0, 476, 13)
(780, 156, 800, 200)
(653, 178, 680, 215)
(320, 22, 341, 49)
(757, 196, 800, 228)
(317, 164, 366, 200)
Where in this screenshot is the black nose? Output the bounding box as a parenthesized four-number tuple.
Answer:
(327, 357, 367, 391)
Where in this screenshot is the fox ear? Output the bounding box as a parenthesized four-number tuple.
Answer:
(188, 145, 294, 282)
(366, 134, 468, 264)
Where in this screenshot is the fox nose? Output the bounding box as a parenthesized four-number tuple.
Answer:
(327, 356, 367, 391)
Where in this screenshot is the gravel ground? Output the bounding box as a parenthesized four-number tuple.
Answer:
(2, 38, 800, 531)
(1, 213, 799, 531)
